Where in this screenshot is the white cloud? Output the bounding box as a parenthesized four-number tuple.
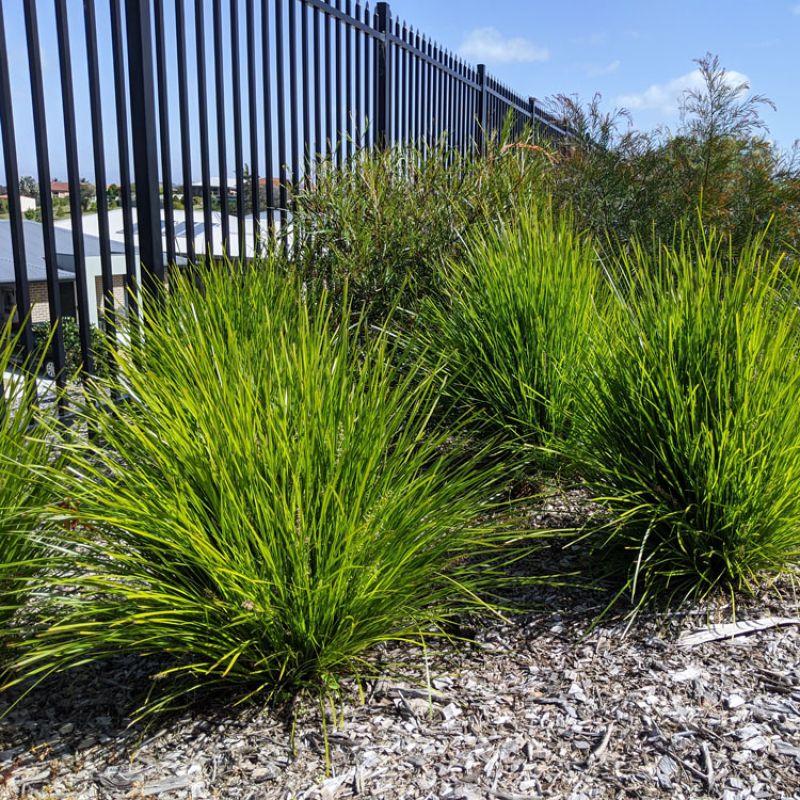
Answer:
(617, 67, 749, 116)
(458, 27, 549, 64)
(588, 59, 621, 77)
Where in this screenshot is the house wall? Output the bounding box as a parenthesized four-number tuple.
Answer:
(29, 281, 51, 323)
(94, 274, 128, 321)
(26, 281, 77, 324)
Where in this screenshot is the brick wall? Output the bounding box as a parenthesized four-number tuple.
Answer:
(95, 275, 128, 319)
(29, 281, 51, 323)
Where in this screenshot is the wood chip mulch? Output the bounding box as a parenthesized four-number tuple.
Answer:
(1, 491, 798, 800)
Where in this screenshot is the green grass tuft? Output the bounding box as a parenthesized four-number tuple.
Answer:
(5, 262, 514, 710)
(570, 229, 800, 607)
(421, 203, 602, 456)
(0, 319, 57, 640)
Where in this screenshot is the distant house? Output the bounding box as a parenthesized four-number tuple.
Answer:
(190, 177, 238, 200)
(0, 219, 127, 328)
(188, 176, 282, 204)
(62, 207, 268, 262)
(0, 194, 37, 213)
(50, 181, 70, 199)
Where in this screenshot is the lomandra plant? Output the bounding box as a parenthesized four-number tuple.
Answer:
(422, 204, 602, 455)
(0, 319, 55, 639)
(6, 262, 512, 711)
(571, 229, 800, 608)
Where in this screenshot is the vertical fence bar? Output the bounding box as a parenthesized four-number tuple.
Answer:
(54, 0, 93, 376)
(363, 2, 371, 149)
(400, 23, 409, 145)
(313, 4, 322, 162)
(345, 0, 353, 160)
(213, 0, 230, 253)
(155, 0, 176, 269)
(413, 30, 421, 147)
(125, 0, 165, 293)
(301, 1, 311, 184)
(455, 60, 464, 156)
(275, 0, 288, 228)
(528, 96, 537, 140)
(261, 0, 275, 230)
(354, 1, 362, 149)
(476, 64, 487, 154)
(334, 0, 343, 164)
(246, 0, 260, 252)
(425, 36, 433, 150)
(231, 0, 246, 257)
(195, 0, 214, 256)
(437, 50, 445, 145)
(391, 18, 399, 145)
(0, 0, 34, 360)
(175, 0, 195, 262)
(458, 60, 464, 151)
(444, 52, 456, 149)
(23, 0, 66, 397)
(431, 44, 439, 143)
(375, 2, 391, 148)
(288, 0, 299, 191)
(110, 0, 137, 299)
(435, 43, 442, 146)
(324, 4, 333, 157)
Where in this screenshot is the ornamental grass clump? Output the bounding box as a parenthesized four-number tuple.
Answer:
(0, 320, 55, 638)
(422, 204, 602, 454)
(571, 230, 800, 608)
(5, 262, 512, 710)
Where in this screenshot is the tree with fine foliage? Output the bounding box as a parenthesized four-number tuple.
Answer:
(18, 175, 39, 202)
(680, 53, 775, 206)
(545, 54, 800, 255)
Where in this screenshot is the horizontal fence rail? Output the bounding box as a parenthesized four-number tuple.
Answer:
(0, 0, 567, 413)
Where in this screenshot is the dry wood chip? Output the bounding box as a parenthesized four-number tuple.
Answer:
(678, 617, 800, 647)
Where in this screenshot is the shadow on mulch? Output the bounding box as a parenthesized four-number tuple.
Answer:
(0, 652, 297, 774)
(0, 654, 157, 762)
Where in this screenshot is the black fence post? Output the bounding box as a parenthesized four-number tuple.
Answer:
(528, 96, 537, 139)
(124, 0, 164, 299)
(475, 63, 487, 155)
(375, 2, 392, 148)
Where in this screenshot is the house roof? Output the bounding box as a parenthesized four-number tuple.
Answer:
(50, 181, 70, 193)
(0, 219, 125, 285)
(61, 208, 277, 260)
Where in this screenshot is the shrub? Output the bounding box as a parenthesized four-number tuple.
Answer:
(544, 55, 800, 256)
(287, 137, 551, 324)
(0, 319, 56, 640)
(29, 318, 111, 379)
(570, 229, 800, 607)
(6, 261, 512, 710)
(421, 203, 602, 456)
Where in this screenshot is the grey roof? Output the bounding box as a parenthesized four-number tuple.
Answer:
(0, 219, 125, 285)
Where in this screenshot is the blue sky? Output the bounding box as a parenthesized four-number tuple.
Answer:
(1, 1, 798, 187)
(388, 0, 799, 153)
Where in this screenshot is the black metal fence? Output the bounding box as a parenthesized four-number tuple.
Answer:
(0, 0, 566, 399)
